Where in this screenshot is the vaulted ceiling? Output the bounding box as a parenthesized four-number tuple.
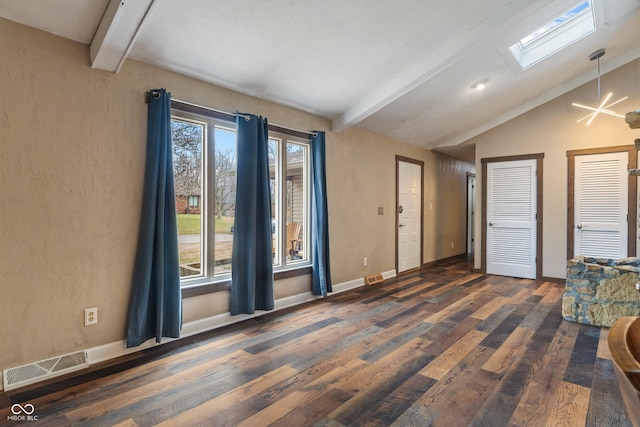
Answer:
(2, 0, 640, 162)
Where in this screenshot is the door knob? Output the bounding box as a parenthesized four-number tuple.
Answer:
(577, 224, 583, 229)
(489, 222, 494, 227)
(399, 224, 406, 228)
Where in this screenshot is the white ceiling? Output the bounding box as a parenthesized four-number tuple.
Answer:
(2, 0, 640, 162)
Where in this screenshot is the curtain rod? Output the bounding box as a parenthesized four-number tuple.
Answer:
(146, 92, 249, 121)
(270, 122, 318, 137)
(145, 91, 317, 136)
(172, 97, 250, 122)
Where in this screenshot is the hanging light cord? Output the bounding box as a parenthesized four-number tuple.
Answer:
(596, 53, 601, 102)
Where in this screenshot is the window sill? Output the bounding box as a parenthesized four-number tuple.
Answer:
(274, 265, 312, 280)
(181, 265, 312, 298)
(181, 281, 230, 298)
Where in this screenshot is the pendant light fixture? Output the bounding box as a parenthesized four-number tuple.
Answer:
(572, 48, 628, 126)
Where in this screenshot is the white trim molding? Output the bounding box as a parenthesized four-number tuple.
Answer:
(0, 270, 397, 392)
(87, 270, 395, 366)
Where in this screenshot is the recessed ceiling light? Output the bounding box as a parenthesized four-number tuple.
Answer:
(471, 79, 489, 90)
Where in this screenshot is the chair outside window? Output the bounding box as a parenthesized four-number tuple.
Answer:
(286, 222, 302, 260)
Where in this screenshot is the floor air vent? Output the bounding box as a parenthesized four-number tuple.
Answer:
(365, 273, 384, 285)
(3, 351, 88, 391)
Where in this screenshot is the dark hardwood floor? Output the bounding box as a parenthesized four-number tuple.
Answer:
(0, 258, 632, 426)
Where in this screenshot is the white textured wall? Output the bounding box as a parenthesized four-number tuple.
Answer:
(0, 17, 473, 386)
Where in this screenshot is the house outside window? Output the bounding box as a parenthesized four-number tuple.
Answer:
(171, 107, 310, 286)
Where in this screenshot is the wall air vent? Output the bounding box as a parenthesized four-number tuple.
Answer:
(3, 351, 88, 391)
(365, 273, 384, 285)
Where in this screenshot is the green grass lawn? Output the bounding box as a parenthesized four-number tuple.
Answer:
(177, 214, 201, 234)
(177, 214, 234, 271)
(176, 214, 235, 235)
(214, 215, 234, 234)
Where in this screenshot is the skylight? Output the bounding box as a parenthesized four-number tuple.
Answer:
(509, 1, 595, 70)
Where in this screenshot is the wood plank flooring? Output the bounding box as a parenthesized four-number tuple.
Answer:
(0, 258, 633, 426)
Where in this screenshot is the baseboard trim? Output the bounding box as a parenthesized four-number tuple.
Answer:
(330, 269, 396, 294)
(1, 271, 398, 392)
(87, 270, 393, 367)
(331, 277, 364, 294)
(382, 269, 397, 280)
(86, 292, 324, 366)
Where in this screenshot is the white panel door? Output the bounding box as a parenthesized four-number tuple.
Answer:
(398, 161, 421, 273)
(487, 160, 537, 279)
(575, 152, 628, 259)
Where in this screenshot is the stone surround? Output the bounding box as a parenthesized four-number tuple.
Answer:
(563, 256, 640, 327)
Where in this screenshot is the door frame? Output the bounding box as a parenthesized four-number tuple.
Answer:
(466, 172, 476, 256)
(481, 153, 544, 279)
(396, 155, 424, 274)
(566, 145, 636, 259)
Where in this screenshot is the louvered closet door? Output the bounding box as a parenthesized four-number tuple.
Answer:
(575, 152, 628, 259)
(487, 160, 537, 279)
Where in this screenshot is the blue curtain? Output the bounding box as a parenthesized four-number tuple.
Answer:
(311, 131, 332, 296)
(230, 113, 274, 315)
(126, 89, 182, 347)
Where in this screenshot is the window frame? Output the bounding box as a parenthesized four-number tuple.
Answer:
(270, 132, 312, 271)
(509, 0, 595, 70)
(518, 1, 591, 49)
(170, 111, 214, 286)
(171, 101, 312, 294)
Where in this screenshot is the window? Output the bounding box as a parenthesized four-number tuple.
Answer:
(509, 0, 594, 69)
(269, 133, 310, 268)
(172, 116, 205, 278)
(172, 106, 310, 286)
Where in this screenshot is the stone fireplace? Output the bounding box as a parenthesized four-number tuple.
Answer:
(563, 256, 640, 327)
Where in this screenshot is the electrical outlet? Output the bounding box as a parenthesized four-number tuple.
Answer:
(451, 241, 454, 248)
(85, 307, 98, 326)
(364, 257, 368, 266)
